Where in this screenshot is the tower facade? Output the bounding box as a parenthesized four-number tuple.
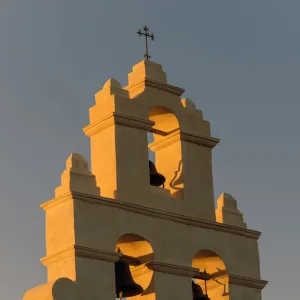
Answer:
(23, 60, 267, 300)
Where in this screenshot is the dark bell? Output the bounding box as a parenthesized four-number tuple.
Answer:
(115, 260, 143, 298)
(149, 161, 166, 187)
(192, 281, 210, 300)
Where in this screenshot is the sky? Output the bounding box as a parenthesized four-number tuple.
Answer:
(0, 1, 299, 299)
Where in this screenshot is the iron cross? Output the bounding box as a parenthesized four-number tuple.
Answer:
(137, 25, 155, 60)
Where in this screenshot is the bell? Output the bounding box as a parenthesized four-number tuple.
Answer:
(192, 281, 210, 300)
(149, 160, 166, 187)
(115, 260, 143, 298)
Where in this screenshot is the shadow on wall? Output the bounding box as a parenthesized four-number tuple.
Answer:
(169, 159, 183, 191)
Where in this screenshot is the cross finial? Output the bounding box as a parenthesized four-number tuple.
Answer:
(137, 25, 155, 60)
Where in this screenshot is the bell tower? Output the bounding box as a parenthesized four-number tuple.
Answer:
(23, 60, 267, 300)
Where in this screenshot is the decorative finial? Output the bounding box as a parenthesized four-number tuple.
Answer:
(137, 25, 155, 60)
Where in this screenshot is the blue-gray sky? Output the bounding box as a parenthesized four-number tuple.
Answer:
(0, 1, 299, 299)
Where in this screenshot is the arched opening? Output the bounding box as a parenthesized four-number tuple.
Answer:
(192, 250, 229, 300)
(115, 234, 155, 299)
(148, 106, 183, 199)
(149, 107, 180, 142)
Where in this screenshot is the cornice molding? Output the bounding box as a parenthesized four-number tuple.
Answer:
(197, 272, 267, 291)
(149, 130, 219, 151)
(229, 274, 268, 290)
(147, 261, 200, 277)
(83, 112, 154, 137)
(126, 79, 185, 96)
(41, 245, 75, 266)
(181, 131, 220, 148)
(41, 192, 261, 240)
(41, 245, 121, 267)
(41, 244, 267, 290)
(148, 262, 267, 290)
(83, 112, 219, 150)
